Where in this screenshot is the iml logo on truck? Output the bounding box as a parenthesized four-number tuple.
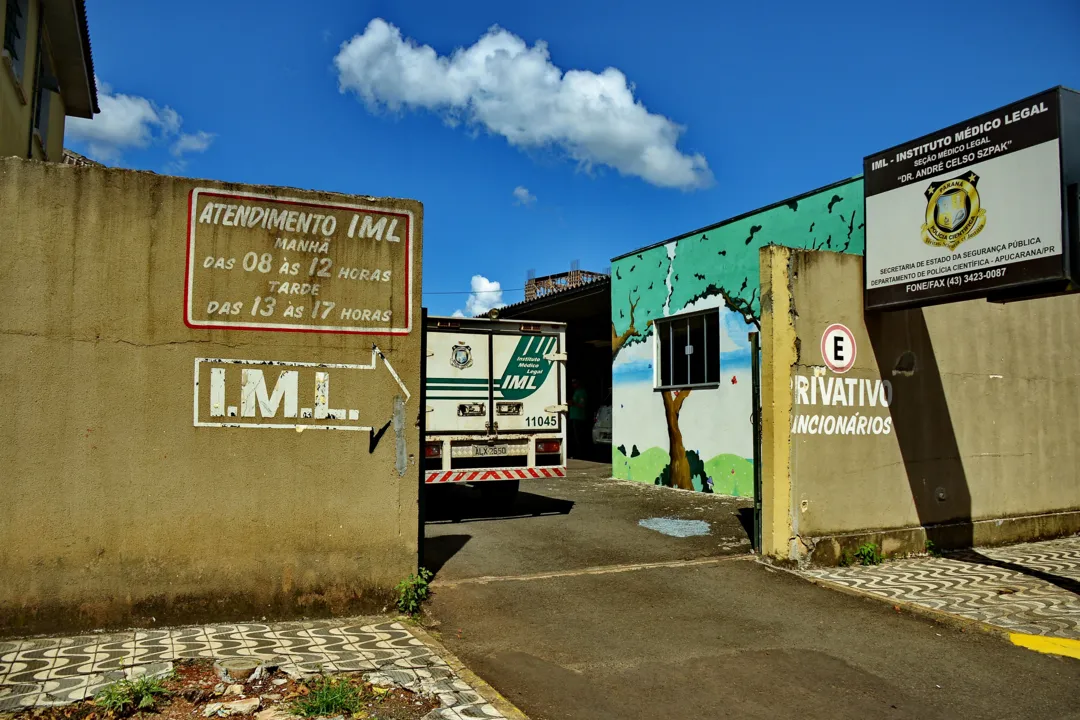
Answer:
(499, 336, 558, 399)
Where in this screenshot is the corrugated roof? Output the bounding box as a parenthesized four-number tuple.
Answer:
(76, 0, 99, 113)
(484, 275, 610, 318)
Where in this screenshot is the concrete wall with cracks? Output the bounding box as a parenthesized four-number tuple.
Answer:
(0, 157, 423, 636)
(760, 246, 1080, 564)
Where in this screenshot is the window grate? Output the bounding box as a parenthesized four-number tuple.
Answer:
(655, 309, 721, 390)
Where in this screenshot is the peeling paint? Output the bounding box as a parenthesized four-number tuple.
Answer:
(393, 395, 407, 477)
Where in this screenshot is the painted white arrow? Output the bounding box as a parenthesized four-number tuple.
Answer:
(368, 344, 410, 403)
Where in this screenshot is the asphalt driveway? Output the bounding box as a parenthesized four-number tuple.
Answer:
(422, 460, 753, 581)
(421, 462, 1080, 720)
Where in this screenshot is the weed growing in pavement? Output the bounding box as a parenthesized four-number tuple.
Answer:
(925, 540, 943, 557)
(395, 567, 433, 615)
(94, 675, 170, 715)
(854, 542, 885, 566)
(291, 676, 368, 717)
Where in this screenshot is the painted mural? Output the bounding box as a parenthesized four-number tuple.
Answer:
(610, 178, 866, 496)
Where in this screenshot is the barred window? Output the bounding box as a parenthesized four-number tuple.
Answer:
(655, 309, 721, 390)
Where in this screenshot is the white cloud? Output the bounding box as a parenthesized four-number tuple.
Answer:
(171, 131, 216, 157)
(512, 186, 536, 205)
(455, 275, 506, 317)
(66, 77, 214, 165)
(334, 19, 712, 190)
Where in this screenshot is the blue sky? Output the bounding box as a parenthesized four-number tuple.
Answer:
(69, 0, 1080, 316)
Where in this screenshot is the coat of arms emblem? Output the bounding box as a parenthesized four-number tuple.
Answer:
(921, 171, 987, 251)
(451, 344, 472, 369)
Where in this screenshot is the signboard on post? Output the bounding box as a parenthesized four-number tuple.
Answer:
(185, 189, 414, 334)
(864, 87, 1079, 311)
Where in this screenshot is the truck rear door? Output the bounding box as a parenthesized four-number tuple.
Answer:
(426, 330, 491, 434)
(491, 331, 562, 433)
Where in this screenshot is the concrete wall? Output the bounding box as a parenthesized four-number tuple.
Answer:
(0, 158, 423, 636)
(760, 246, 1080, 563)
(610, 178, 864, 496)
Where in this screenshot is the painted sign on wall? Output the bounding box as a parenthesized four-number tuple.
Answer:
(185, 189, 414, 334)
(789, 372, 893, 436)
(193, 350, 409, 431)
(864, 88, 1074, 310)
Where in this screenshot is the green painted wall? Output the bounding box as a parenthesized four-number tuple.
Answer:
(610, 178, 865, 496)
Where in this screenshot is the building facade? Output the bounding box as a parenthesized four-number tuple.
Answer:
(609, 178, 865, 497)
(1, 0, 97, 161)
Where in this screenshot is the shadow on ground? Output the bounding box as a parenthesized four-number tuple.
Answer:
(422, 484, 575, 579)
(948, 548, 1080, 596)
(423, 534, 471, 575)
(424, 485, 575, 524)
(737, 507, 754, 539)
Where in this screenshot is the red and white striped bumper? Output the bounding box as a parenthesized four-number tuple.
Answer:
(425, 467, 566, 484)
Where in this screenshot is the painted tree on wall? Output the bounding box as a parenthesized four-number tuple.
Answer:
(661, 389, 693, 489)
(611, 180, 866, 491)
(610, 238, 763, 491)
(611, 295, 650, 359)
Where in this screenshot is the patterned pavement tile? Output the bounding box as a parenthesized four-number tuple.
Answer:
(976, 537, 1080, 583)
(803, 536, 1080, 639)
(0, 618, 507, 719)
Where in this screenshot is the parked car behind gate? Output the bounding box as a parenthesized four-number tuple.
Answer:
(592, 390, 612, 446)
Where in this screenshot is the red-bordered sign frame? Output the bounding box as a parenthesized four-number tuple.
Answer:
(184, 188, 413, 336)
(820, 323, 856, 374)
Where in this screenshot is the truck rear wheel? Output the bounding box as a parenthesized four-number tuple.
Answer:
(480, 480, 519, 509)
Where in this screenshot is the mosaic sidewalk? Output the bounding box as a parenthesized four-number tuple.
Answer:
(0, 618, 507, 719)
(802, 536, 1080, 639)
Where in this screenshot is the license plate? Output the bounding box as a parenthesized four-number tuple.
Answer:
(474, 444, 508, 457)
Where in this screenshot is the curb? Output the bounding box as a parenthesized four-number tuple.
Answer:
(764, 560, 1011, 641)
(405, 622, 530, 720)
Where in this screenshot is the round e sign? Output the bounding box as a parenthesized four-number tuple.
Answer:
(821, 323, 856, 374)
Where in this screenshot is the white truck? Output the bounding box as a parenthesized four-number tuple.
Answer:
(423, 315, 567, 505)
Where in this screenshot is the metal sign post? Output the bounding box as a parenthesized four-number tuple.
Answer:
(750, 330, 763, 553)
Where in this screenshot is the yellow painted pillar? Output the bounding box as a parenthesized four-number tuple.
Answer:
(759, 246, 797, 560)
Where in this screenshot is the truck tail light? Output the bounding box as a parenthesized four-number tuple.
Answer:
(425, 442, 442, 458)
(536, 439, 561, 454)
